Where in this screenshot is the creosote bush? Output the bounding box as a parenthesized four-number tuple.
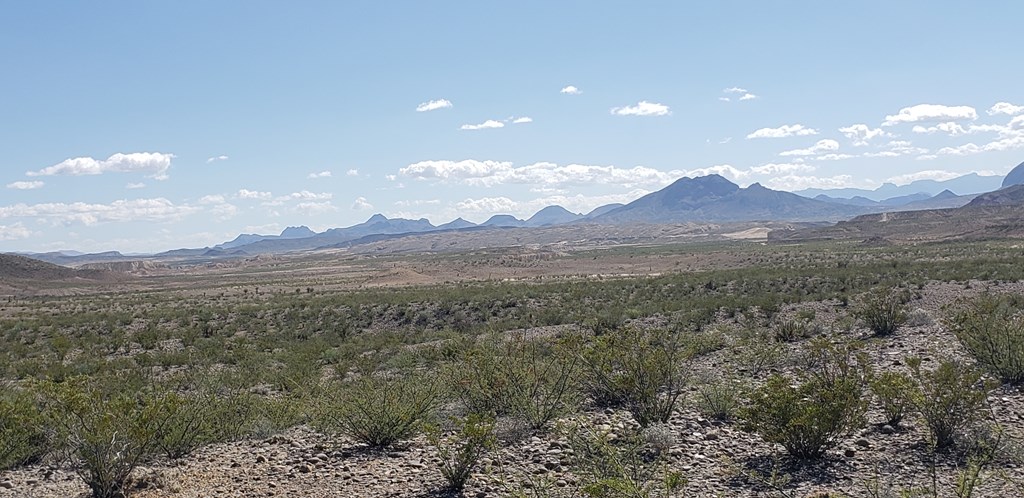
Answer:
(565, 423, 686, 498)
(694, 375, 744, 422)
(906, 357, 994, 449)
(944, 293, 1024, 384)
(855, 287, 909, 336)
(741, 339, 869, 459)
(580, 328, 688, 427)
(317, 374, 438, 448)
(446, 334, 580, 431)
(40, 378, 177, 498)
(0, 386, 47, 470)
(426, 414, 496, 491)
(869, 371, 915, 427)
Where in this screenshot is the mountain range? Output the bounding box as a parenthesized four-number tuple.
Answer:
(15, 163, 1024, 265)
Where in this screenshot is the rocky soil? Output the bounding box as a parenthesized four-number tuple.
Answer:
(3, 281, 1024, 497)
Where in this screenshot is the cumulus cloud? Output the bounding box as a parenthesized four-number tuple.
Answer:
(27, 152, 174, 180)
(863, 140, 930, 158)
(763, 175, 861, 191)
(0, 222, 33, 240)
(749, 163, 816, 175)
(560, 85, 581, 95)
(512, 117, 533, 124)
(6, 181, 44, 190)
(988, 102, 1024, 116)
(839, 124, 888, 146)
(739, 93, 758, 101)
(460, 120, 505, 130)
(126, 182, 146, 189)
(206, 155, 229, 163)
(454, 190, 650, 220)
(746, 124, 819, 139)
(346, 169, 360, 176)
(816, 153, 856, 161)
(416, 99, 453, 112)
(723, 87, 747, 94)
(0, 198, 201, 226)
(779, 139, 840, 157)
(400, 160, 685, 189)
(236, 189, 273, 200)
(352, 197, 373, 210)
(294, 201, 338, 215)
(610, 101, 670, 117)
(938, 134, 1024, 156)
(912, 122, 1007, 136)
(882, 104, 977, 126)
(307, 170, 332, 179)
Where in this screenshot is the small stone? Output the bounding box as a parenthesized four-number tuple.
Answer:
(855, 438, 870, 448)
(880, 425, 896, 435)
(844, 449, 856, 457)
(297, 464, 313, 473)
(704, 431, 719, 441)
(256, 455, 267, 463)
(0, 481, 14, 489)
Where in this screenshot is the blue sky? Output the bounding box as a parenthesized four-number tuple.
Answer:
(2, 1, 1023, 253)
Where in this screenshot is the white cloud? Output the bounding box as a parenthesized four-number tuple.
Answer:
(739, 93, 758, 101)
(763, 175, 861, 191)
(816, 153, 856, 161)
(0, 198, 201, 226)
(400, 160, 685, 189)
(125, 182, 146, 189)
(939, 134, 1024, 156)
(610, 101, 671, 117)
(294, 201, 338, 215)
(27, 152, 175, 180)
(236, 189, 273, 200)
(838, 124, 888, 146)
(460, 120, 505, 130)
(454, 190, 649, 220)
(988, 102, 1024, 116)
(206, 155, 229, 163)
(307, 170, 332, 179)
(779, 139, 840, 157)
(394, 199, 441, 207)
(560, 85, 581, 95)
(749, 163, 816, 175)
(6, 181, 44, 190)
(347, 169, 360, 176)
(416, 99, 453, 112)
(912, 122, 1007, 136)
(0, 222, 32, 241)
(275, 191, 332, 202)
(863, 140, 929, 158)
(198, 195, 226, 205)
(723, 87, 747, 94)
(352, 197, 373, 210)
(512, 117, 533, 124)
(718, 97, 731, 102)
(885, 170, 963, 185)
(883, 104, 977, 126)
(746, 124, 819, 139)
(456, 196, 518, 213)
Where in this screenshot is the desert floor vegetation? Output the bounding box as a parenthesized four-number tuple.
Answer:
(2, 239, 1024, 496)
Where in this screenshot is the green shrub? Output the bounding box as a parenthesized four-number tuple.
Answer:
(772, 318, 813, 342)
(944, 293, 1024, 384)
(869, 371, 914, 426)
(741, 340, 869, 459)
(446, 335, 580, 430)
(39, 378, 176, 498)
(565, 423, 686, 498)
(426, 414, 496, 491)
(854, 288, 909, 336)
(317, 374, 438, 448)
(694, 376, 744, 422)
(580, 328, 688, 427)
(0, 387, 47, 470)
(906, 358, 994, 449)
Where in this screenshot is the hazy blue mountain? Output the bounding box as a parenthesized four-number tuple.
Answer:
(594, 175, 864, 223)
(795, 173, 1003, 201)
(584, 203, 625, 218)
(436, 217, 477, 230)
(525, 206, 582, 227)
(1004, 161, 1024, 188)
(481, 215, 526, 227)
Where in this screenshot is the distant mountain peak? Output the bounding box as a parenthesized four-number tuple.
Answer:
(280, 225, 315, 238)
(366, 213, 388, 223)
(1004, 161, 1024, 188)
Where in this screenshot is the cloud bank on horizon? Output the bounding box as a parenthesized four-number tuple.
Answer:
(1, 2, 1023, 253)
